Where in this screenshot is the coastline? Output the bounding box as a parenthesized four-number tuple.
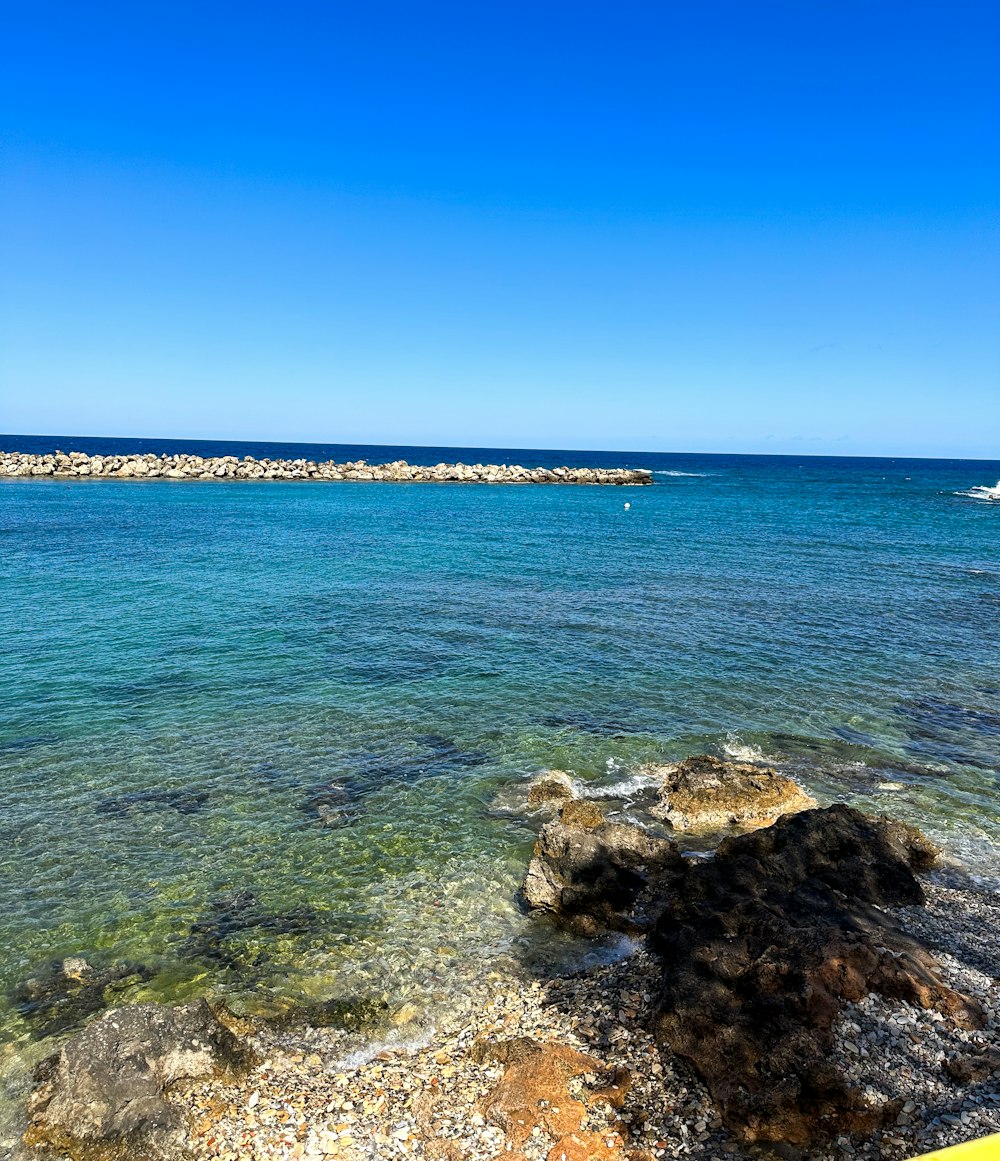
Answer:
(167, 879, 999, 1161)
(16, 760, 1000, 1161)
(0, 451, 652, 485)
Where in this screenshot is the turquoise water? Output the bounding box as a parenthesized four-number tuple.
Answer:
(1, 445, 999, 1124)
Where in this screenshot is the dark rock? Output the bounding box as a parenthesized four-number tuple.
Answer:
(297, 780, 362, 828)
(895, 695, 1000, 769)
(521, 803, 684, 936)
(180, 890, 318, 969)
(96, 790, 209, 818)
(944, 1045, 1000, 1083)
(648, 805, 983, 1147)
(540, 711, 646, 738)
(13, 956, 154, 1039)
(24, 1000, 253, 1160)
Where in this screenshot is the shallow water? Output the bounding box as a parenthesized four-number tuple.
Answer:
(1, 441, 999, 1140)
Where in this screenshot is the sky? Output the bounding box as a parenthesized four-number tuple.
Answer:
(2, 1, 998, 456)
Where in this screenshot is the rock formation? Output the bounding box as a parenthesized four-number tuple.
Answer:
(646, 754, 814, 832)
(0, 450, 652, 486)
(478, 1039, 640, 1161)
(647, 805, 981, 1147)
(521, 803, 684, 936)
(25, 1000, 253, 1160)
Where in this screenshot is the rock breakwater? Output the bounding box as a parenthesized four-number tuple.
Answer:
(0, 451, 653, 485)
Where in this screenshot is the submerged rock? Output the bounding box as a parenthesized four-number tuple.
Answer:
(13, 957, 154, 1039)
(95, 789, 209, 818)
(646, 753, 814, 832)
(25, 1000, 253, 1160)
(648, 804, 980, 1147)
(180, 890, 318, 969)
(521, 802, 684, 936)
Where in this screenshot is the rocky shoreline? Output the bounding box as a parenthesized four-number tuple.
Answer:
(0, 451, 653, 485)
(14, 757, 1000, 1161)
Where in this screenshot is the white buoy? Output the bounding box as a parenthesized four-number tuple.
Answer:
(624, 502, 631, 510)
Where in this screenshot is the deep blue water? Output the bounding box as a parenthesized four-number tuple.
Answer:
(1, 436, 999, 1127)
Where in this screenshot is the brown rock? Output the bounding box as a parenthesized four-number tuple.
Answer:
(648, 754, 815, 833)
(648, 805, 982, 1147)
(944, 1045, 1000, 1083)
(527, 771, 576, 807)
(521, 813, 683, 936)
(559, 799, 605, 829)
(545, 1129, 627, 1161)
(480, 1043, 602, 1146)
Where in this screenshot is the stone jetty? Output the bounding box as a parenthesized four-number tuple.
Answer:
(0, 450, 653, 485)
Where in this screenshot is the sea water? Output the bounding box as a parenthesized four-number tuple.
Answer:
(1, 439, 999, 1136)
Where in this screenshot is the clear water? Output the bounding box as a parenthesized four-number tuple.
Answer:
(1, 438, 999, 1139)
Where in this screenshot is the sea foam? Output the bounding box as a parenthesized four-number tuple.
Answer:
(956, 480, 1000, 501)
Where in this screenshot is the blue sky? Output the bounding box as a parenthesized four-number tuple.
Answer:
(2, 1, 997, 455)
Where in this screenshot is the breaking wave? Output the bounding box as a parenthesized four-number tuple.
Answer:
(653, 470, 708, 477)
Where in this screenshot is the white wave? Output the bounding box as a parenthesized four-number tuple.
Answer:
(721, 734, 770, 763)
(575, 772, 660, 799)
(955, 480, 1000, 501)
(653, 470, 708, 477)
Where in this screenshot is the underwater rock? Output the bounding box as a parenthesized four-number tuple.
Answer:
(646, 754, 814, 833)
(648, 805, 982, 1147)
(540, 711, 649, 738)
(24, 1000, 253, 1160)
(180, 890, 318, 969)
(895, 695, 1000, 769)
(0, 734, 59, 754)
(13, 956, 154, 1039)
(521, 802, 684, 936)
(297, 779, 362, 828)
(96, 789, 209, 818)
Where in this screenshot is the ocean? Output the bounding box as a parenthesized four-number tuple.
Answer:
(1, 436, 999, 1137)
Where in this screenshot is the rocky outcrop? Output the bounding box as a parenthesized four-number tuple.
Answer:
(521, 804, 684, 936)
(526, 770, 577, 809)
(24, 1000, 254, 1160)
(0, 451, 653, 486)
(646, 754, 814, 832)
(647, 805, 981, 1148)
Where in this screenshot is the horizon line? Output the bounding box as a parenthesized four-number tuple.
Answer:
(3, 432, 998, 465)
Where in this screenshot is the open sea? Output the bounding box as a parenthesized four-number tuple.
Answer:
(1, 435, 999, 1142)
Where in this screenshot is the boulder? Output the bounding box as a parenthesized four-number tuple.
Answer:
(648, 805, 980, 1147)
(526, 770, 576, 808)
(647, 754, 814, 832)
(25, 1000, 253, 1160)
(522, 803, 684, 936)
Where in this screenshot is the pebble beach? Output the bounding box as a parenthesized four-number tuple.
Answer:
(169, 882, 999, 1161)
